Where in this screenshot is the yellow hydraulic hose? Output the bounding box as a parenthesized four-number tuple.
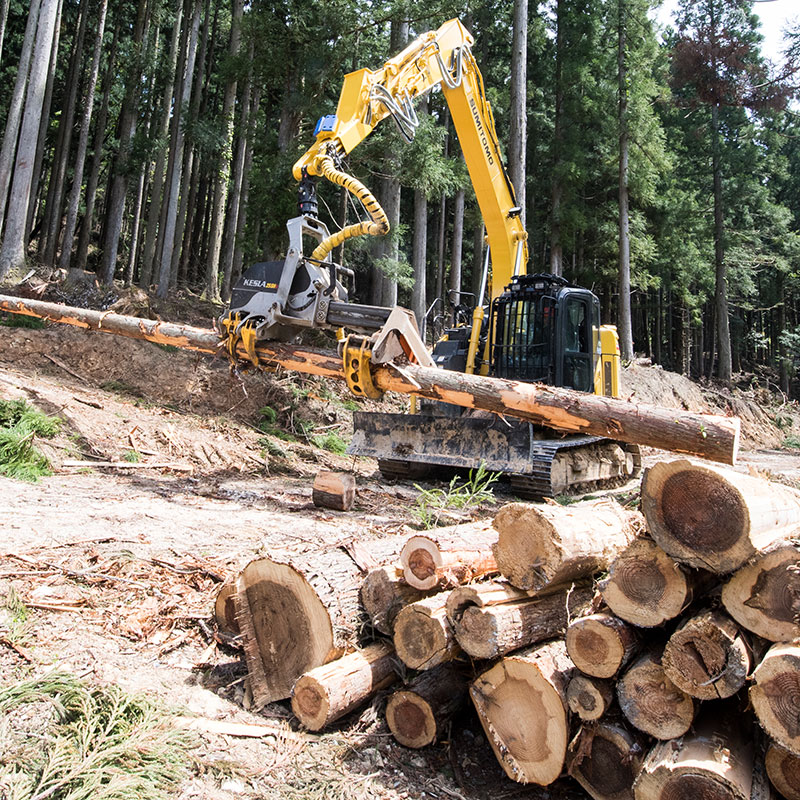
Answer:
(310, 155, 389, 263)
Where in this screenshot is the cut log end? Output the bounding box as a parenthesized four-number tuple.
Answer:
(601, 537, 700, 628)
(393, 597, 458, 671)
(565, 612, 636, 678)
(386, 690, 437, 748)
(566, 674, 613, 721)
(766, 742, 800, 800)
(751, 642, 800, 755)
(402, 536, 442, 591)
(662, 610, 750, 701)
(214, 583, 240, 637)
(471, 641, 572, 786)
(312, 471, 356, 511)
(291, 677, 330, 730)
(617, 652, 695, 740)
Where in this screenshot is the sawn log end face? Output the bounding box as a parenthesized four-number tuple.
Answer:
(385, 691, 436, 749)
(765, 743, 800, 800)
(751, 645, 800, 753)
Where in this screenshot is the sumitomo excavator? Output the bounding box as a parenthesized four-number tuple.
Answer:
(220, 18, 641, 497)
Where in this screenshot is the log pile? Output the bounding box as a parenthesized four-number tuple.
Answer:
(221, 458, 800, 797)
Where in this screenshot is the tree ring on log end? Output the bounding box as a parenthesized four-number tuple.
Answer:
(394, 608, 447, 669)
(766, 743, 800, 799)
(291, 677, 329, 730)
(386, 691, 435, 748)
(614, 556, 666, 607)
(781, 750, 800, 795)
(402, 537, 441, 590)
(762, 672, 800, 739)
(568, 625, 609, 666)
(576, 733, 634, 797)
(661, 774, 735, 800)
(660, 471, 745, 556)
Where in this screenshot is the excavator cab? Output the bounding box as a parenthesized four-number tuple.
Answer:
(490, 274, 600, 393)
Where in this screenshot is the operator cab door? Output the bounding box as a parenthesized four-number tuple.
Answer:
(555, 291, 599, 393)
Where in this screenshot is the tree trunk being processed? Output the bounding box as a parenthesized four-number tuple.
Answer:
(445, 579, 534, 624)
(750, 641, 800, 755)
(616, 650, 695, 740)
(399, 520, 497, 591)
(0, 294, 742, 465)
(290, 642, 397, 731)
(721, 539, 800, 642)
(471, 639, 574, 785)
(642, 459, 800, 574)
(385, 664, 468, 748)
(600, 536, 714, 627)
(311, 471, 355, 511)
(508, 0, 527, 226)
(492, 498, 640, 591)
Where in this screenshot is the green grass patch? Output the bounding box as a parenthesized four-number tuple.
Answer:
(0, 672, 196, 800)
(122, 450, 141, 463)
(258, 436, 287, 459)
(411, 462, 499, 529)
(784, 435, 800, 449)
(313, 431, 348, 455)
(1, 588, 31, 646)
(0, 399, 61, 482)
(0, 313, 45, 329)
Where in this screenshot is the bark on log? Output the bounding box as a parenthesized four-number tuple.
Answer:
(445, 579, 534, 624)
(662, 609, 751, 700)
(492, 498, 641, 592)
(470, 639, 574, 785)
(617, 650, 696, 740)
(751, 642, 800, 756)
(633, 709, 763, 800)
(641, 460, 800, 574)
(765, 742, 800, 800)
(399, 520, 497, 591)
(360, 565, 428, 636)
(0, 294, 741, 464)
(566, 674, 614, 721)
(312, 471, 356, 511)
(393, 591, 460, 670)
(452, 585, 593, 660)
(565, 612, 638, 679)
(385, 664, 468, 748)
(567, 721, 646, 800)
(600, 536, 715, 628)
(290, 641, 397, 731)
(721, 539, 800, 642)
(214, 582, 239, 637)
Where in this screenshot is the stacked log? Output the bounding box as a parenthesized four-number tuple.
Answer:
(224, 457, 800, 798)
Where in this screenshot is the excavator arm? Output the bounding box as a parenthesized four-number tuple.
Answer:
(292, 18, 528, 300)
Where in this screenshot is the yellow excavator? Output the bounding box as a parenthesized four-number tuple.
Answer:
(221, 18, 640, 497)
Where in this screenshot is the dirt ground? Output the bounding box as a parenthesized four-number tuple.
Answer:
(1, 314, 799, 800)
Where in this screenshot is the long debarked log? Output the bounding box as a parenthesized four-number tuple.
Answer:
(290, 641, 397, 731)
(0, 294, 740, 464)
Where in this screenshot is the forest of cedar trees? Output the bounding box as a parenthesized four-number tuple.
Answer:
(0, 0, 799, 396)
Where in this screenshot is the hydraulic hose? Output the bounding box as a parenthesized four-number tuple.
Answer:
(310, 154, 389, 264)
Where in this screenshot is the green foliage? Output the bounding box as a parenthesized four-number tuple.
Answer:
(0, 399, 61, 482)
(0, 314, 45, 329)
(0, 672, 196, 800)
(784, 435, 800, 450)
(1, 588, 30, 646)
(122, 450, 141, 463)
(313, 431, 348, 454)
(411, 463, 499, 529)
(258, 436, 287, 459)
